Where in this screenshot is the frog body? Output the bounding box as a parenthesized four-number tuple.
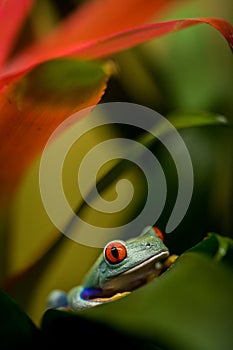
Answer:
(47, 226, 171, 311)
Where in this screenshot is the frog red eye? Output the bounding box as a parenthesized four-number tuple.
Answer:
(104, 241, 127, 264)
(153, 227, 165, 242)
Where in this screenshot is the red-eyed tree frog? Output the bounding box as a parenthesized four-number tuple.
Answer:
(47, 226, 177, 311)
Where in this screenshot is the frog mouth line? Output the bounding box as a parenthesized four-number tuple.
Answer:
(86, 250, 169, 301)
(122, 251, 169, 275)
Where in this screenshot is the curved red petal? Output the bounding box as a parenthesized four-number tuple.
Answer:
(0, 0, 179, 86)
(0, 0, 33, 70)
(0, 17, 232, 88)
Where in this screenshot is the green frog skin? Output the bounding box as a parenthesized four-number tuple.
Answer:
(47, 226, 171, 311)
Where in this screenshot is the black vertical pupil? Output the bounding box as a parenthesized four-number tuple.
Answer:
(111, 246, 119, 259)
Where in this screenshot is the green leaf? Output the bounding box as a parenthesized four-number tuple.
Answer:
(34, 59, 108, 92)
(188, 232, 233, 268)
(41, 234, 233, 350)
(41, 308, 159, 349)
(0, 288, 43, 349)
(137, 110, 229, 149)
(168, 111, 230, 129)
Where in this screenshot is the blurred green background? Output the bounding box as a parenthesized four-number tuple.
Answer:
(1, 0, 232, 327)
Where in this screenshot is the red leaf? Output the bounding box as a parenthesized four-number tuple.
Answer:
(71, 17, 233, 58)
(0, 59, 110, 203)
(0, 0, 174, 202)
(0, 0, 33, 70)
(1, 17, 232, 87)
(0, 0, 179, 86)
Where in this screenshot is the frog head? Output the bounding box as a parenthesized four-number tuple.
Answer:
(81, 226, 169, 300)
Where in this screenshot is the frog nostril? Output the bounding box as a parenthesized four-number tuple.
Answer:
(145, 242, 151, 248)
